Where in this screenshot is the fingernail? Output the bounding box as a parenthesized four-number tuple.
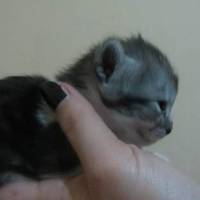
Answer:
(40, 81, 68, 110)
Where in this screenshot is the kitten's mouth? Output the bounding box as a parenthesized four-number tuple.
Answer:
(140, 114, 172, 142)
(150, 126, 167, 137)
(136, 122, 167, 144)
(143, 126, 167, 142)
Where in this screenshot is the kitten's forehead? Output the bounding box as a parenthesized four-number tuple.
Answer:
(99, 36, 178, 102)
(121, 37, 178, 101)
(102, 57, 177, 102)
(125, 64, 177, 101)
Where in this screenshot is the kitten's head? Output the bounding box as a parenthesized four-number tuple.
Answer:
(92, 36, 178, 146)
(58, 36, 178, 146)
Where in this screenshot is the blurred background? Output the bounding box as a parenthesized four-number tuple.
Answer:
(0, 0, 199, 183)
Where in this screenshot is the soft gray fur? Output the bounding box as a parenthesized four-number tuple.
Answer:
(56, 35, 178, 146)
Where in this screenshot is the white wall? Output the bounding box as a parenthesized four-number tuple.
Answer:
(0, 0, 199, 183)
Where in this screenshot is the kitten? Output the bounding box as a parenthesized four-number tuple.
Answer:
(0, 36, 178, 185)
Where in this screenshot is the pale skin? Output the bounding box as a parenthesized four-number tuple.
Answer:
(0, 83, 199, 200)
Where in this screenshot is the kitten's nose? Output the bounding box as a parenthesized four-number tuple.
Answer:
(166, 127, 172, 135)
(165, 120, 173, 135)
(159, 116, 173, 135)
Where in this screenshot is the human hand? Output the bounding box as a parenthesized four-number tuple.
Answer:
(53, 82, 200, 200)
(0, 82, 199, 200)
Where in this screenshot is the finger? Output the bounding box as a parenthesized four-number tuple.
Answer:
(40, 81, 129, 173)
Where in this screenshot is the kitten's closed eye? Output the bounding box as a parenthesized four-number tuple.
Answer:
(158, 100, 167, 112)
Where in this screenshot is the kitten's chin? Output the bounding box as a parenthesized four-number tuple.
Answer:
(137, 128, 166, 145)
(110, 119, 167, 147)
(116, 128, 165, 147)
(115, 128, 157, 147)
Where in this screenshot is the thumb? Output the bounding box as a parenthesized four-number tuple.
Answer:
(40, 81, 128, 173)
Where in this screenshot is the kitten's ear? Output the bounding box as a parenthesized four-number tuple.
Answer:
(95, 39, 125, 82)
